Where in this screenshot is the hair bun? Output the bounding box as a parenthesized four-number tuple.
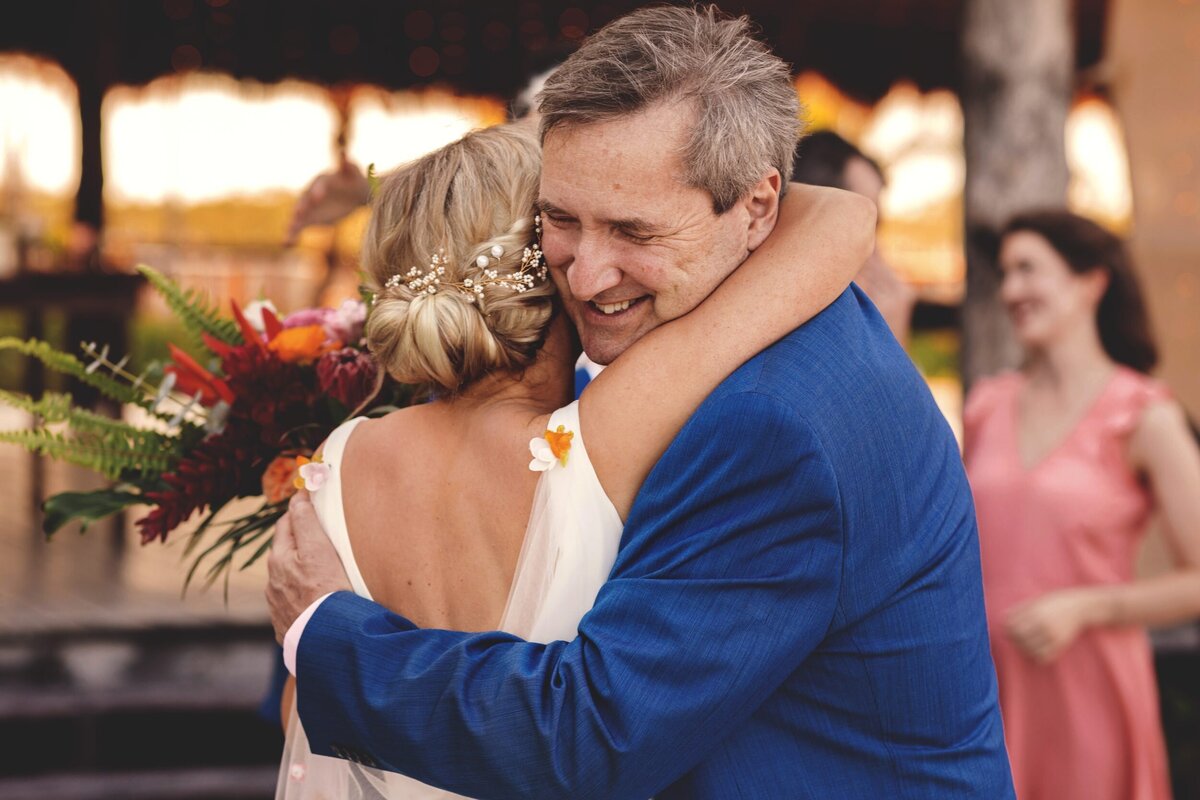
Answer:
(360, 126, 555, 394)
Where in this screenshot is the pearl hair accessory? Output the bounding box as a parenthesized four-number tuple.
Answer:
(377, 215, 547, 305)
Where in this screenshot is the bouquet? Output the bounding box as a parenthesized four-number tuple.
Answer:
(0, 265, 407, 590)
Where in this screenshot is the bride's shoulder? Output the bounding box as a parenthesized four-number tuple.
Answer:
(346, 405, 433, 447)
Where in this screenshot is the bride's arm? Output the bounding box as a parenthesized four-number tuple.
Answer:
(582, 183, 875, 518)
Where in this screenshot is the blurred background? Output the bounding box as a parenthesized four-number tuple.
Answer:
(0, 1, 1197, 797)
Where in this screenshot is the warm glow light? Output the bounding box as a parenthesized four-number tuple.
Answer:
(883, 153, 965, 220)
(103, 74, 338, 204)
(794, 71, 871, 135)
(1066, 98, 1133, 227)
(861, 87, 962, 164)
(859, 85, 965, 221)
(0, 55, 80, 195)
(792, 79, 1135, 289)
(346, 88, 505, 173)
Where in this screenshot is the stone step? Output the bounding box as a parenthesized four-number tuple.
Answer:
(0, 622, 283, 781)
(0, 766, 278, 800)
(0, 623, 276, 706)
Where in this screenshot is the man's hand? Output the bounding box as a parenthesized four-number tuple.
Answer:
(284, 157, 371, 246)
(266, 491, 353, 644)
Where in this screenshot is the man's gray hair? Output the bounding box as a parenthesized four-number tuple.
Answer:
(537, 4, 802, 214)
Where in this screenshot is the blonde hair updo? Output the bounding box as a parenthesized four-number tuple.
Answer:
(363, 125, 555, 394)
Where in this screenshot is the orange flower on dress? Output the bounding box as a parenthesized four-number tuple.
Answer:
(267, 325, 340, 364)
(545, 426, 573, 463)
(530, 425, 574, 471)
(262, 455, 300, 503)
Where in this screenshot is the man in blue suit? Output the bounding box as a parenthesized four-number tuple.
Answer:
(266, 6, 1014, 797)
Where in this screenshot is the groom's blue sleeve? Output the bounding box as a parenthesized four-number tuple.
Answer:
(296, 389, 843, 799)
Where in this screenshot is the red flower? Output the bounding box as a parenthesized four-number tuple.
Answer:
(137, 420, 266, 544)
(316, 348, 379, 410)
(164, 344, 235, 407)
(219, 340, 319, 449)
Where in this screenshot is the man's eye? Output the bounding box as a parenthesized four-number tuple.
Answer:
(618, 230, 654, 243)
(544, 214, 575, 226)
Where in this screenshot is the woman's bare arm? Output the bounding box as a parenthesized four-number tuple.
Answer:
(1094, 401, 1200, 627)
(582, 183, 875, 519)
(1006, 400, 1200, 663)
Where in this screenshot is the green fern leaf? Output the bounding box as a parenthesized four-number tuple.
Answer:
(0, 390, 72, 419)
(0, 428, 175, 479)
(0, 390, 184, 461)
(0, 338, 147, 407)
(136, 264, 242, 347)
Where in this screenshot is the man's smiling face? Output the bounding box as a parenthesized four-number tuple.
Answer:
(537, 101, 754, 365)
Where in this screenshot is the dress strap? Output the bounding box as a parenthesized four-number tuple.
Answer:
(309, 417, 373, 600)
(963, 372, 1020, 442)
(498, 399, 623, 642)
(1102, 369, 1173, 437)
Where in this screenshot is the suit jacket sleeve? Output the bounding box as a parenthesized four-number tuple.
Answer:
(295, 389, 844, 799)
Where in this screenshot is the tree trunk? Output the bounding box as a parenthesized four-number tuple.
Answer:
(960, 0, 1074, 388)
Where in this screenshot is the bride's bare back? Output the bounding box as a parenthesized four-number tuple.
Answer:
(339, 395, 557, 632)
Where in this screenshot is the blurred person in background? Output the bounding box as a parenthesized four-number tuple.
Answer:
(963, 210, 1200, 800)
(793, 130, 916, 345)
(283, 54, 569, 248)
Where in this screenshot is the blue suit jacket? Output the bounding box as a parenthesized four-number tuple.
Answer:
(296, 287, 1015, 799)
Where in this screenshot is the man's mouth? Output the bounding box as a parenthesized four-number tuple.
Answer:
(588, 296, 648, 316)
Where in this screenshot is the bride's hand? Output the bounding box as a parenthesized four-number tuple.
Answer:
(266, 491, 353, 644)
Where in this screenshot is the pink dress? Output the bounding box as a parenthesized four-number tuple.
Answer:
(964, 367, 1173, 800)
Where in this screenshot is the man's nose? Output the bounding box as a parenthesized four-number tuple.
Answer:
(565, 235, 624, 302)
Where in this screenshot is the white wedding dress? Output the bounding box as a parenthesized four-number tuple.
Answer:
(276, 401, 624, 799)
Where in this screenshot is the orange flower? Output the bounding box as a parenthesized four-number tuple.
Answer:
(262, 455, 300, 503)
(267, 325, 340, 364)
(544, 425, 574, 466)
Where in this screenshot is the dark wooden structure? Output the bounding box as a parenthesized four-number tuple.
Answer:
(2, 0, 1110, 242)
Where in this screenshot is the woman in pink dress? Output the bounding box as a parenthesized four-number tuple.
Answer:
(963, 210, 1200, 800)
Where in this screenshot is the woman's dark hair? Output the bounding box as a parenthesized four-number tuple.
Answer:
(792, 130, 883, 190)
(1002, 209, 1158, 373)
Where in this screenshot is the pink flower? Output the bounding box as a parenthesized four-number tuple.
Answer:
(296, 456, 330, 492)
(329, 299, 367, 345)
(316, 347, 379, 409)
(282, 307, 335, 332)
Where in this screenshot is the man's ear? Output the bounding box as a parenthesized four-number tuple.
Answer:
(744, 170, 782, 251)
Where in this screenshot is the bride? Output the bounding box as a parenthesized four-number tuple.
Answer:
(275, 123, 874, 798)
